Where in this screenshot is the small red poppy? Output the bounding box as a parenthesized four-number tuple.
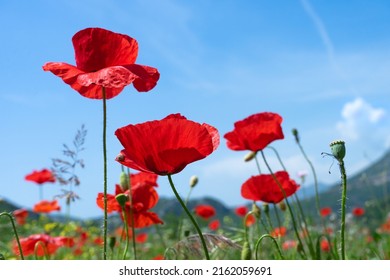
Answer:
(321, 239, 330, 252)
(352, 207, 365, 217)
(241, 171, 299, 204)
(25, 169, 55, 185)
(135, 233, 148, 243)
(194, 205, 216, 220)
(115, 114, 219, 175)
(271, 227, 287, 238)
(153, 254, 165, 260)
(208, 219, 220, 231)
(235, 206, 248, 217)
(245, 214, 256, 227)
(320, 207, 332, 217)
(33, 200, 61, 213)
(13, 209, 29, 225)
(282, 240, 297, 250)
(224, 112, 284, 152)
(43, 27, 160, 99)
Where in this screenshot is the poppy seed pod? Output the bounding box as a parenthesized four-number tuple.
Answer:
(115, 193, 128, 208)
(189, 175, 198, 188)
(109, 236, 116, 251)
(330, 140, 346, 162)
(263, 203, 269, 214)
(279, 200, 286, 212)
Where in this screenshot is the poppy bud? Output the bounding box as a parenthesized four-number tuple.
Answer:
(241, 241, 252, 260)
(330, 140, 346, 162)
(184, 230, 190, 237)
(109, 236, 116, 251)
(115, 194, 128, 208)
(116, 153, 125, 162)
(119, 171, 129, 191)
(292, 128, 300, 143)
(251, 203, 261, 219)
(279, 200, 286, 212)
(244, 151, 256, 162)
(189, 175, 198, 188)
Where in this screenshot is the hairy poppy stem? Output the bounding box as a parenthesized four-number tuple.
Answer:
(167, 174, 210, 260)
(102, 87, 108, 260)
(260, 150, 307, 259)
(0, 212, 24, 260)
(339, 159, 348, 260)
(121, 208, 130, 260)
(254, 234, 284, 260)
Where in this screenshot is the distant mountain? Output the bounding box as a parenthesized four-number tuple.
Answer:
(299, 149, 390, 226)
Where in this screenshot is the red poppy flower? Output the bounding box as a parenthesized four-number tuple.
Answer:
(321, 239, 330, 252)
(320, 207, 332, 217)
(153, 254, 165, 260)
(245, 214, 256, 227)
(135, 233, 148, 243)
(13, 209, 29, 225)
(25, 169, 55, 184)
(33, 200, 61, 213)
(282, 240, 297, 250)
(352, 207, 365, 217)
(13, 234, 74, 257)
(271, 227, 287, 238)
(194, 205, 216, 220)
(43, 27, 160, 99)
(235, 206, 248, 217)
(241, 171, 299, 204)
(224, 112, 284, 152)
(96, 184, 163, 228)
(115, 114, 220, 175)
(208, 219, 220, 231)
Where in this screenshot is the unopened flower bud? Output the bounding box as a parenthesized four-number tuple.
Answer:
(241, 241, 252, 260)
(330, 140, 346, 162)
(119, 171, 129, 191)
(244, 151, 256, 162)
(189, 175, 198, 188)
(292, 128, 300, 143)
(251, 203, 261, 219)
(116, 153, 125, 162)
(115, 194, 128, 208)
(279, 200, 286, 212)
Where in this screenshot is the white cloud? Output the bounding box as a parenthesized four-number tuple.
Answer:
(336, 97, 386, 141)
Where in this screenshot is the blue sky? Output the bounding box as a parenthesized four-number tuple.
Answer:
(1, 0, 390, 219)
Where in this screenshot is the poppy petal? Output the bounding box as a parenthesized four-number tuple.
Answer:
(76, 66, 137, 88)
(43, 62, 123, 99)
(72, 27, 138, 72)
(122, 64, 160, 92)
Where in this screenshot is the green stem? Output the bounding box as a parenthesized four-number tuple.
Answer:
(0, 212, 24, 260)
(102, 87, 108, 260)
(254, 234, 284, 260)
(295, 137, 321, 217)
(339, 160, 348, 260)
(267, 146, 287, 171)
(167, 174, 210, 260)
(126, 168, 137, 260)
(177, 187, 194, 241)
(260, 150, 307, 259)
(273, 204, 282, 229)
(121, 208, 130, 260)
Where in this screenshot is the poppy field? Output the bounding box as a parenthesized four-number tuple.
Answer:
(1, 27, 390, 261)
